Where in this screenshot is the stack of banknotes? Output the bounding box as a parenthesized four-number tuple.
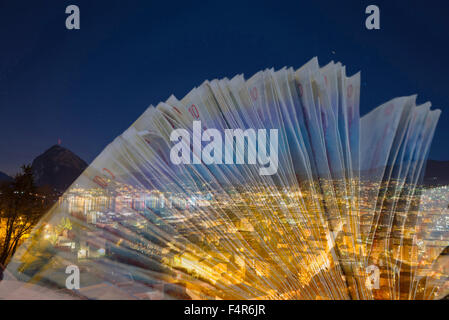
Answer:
(1, 57, 446, 300)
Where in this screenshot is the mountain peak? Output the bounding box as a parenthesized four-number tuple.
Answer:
(0, 171, 12, 182)
(46, 144, 66, 151)
(31, 145, 87, 192)
(42, 144, 74, 156)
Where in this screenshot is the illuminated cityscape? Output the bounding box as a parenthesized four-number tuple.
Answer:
(1, 58, 447, 300)
(3, 177, 447, 300)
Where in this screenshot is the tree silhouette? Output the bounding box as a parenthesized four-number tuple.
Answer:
(0, 165, 52, 266)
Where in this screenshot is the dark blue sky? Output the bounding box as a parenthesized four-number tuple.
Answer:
(0, 0, 448, 175)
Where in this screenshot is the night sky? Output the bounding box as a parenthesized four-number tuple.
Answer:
(0, 0, 448, 175)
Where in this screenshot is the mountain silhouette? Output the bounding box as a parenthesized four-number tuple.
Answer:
(0, 171, 12, 182)
(424, 160, 449, 186)
(31, 145, 87, 192)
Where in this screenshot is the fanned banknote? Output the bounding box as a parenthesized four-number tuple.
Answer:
(0, 58, 446, 300)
